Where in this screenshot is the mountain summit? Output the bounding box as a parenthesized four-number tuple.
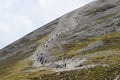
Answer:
(0, 0, 120, 80)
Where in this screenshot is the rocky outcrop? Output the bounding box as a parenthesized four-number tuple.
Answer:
(77, 40, 104, 53)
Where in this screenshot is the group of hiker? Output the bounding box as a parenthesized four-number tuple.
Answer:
(36, 52, 67, 68)
(36, 53, 48, 64)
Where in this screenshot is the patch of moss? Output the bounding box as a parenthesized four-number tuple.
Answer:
(0, 48, 36, 76)
(118, 0, 120, 2)
(0, 43, 38, 77)
(51, 31, 120, 59)
(31, 32, 50, 45)
(85, 51, 120, 65)
(95, 13, 115, 21)
(1, 68, 54, 80)
(79, 31, 120, 54)
(50, 40, 93, 58)
(84, 9, 98, 16)
(0, 56, 54, 80)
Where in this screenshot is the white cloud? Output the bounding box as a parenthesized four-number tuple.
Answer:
(0, 13, 34, 49)
(0, 0, 15, 11)
(0, 0, 94, 49)
(38, 0, 94, 24)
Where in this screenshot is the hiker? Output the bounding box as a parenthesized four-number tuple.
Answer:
(64, 63, 66, 67)
(37, 57, 40, 61)
(40, 57, 44, 62)
(41, 53, 43, 55)
(45, 60, 48, 63)
(41, 61, 44, 64)
(51, 38, 53, 41)
(36, 54, 38, 57)
(44, 44, 48, 48)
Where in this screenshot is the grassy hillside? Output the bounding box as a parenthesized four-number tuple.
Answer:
(0, 0, 120, 80)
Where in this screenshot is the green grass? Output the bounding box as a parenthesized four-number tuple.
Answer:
(51, 31, 120, 58)
(0, 58, 54, 80)
(32, 63, 120, 80)
(85, 50, 120, 65)
(0, 32, 50, 79)
(95, 13, 115, 21)
(84, 9, 98, 16)
(50, 40, 92, 59)
(0, 48, 36, 76)
(78, 31, 120, 54)
(1, 54, 120, 80)
(0, 27, 120, 79)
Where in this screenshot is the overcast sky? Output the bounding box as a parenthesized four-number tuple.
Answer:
(0, 0, 94, 49)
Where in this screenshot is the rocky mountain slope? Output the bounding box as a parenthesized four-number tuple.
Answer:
(0, 0, 120, 80)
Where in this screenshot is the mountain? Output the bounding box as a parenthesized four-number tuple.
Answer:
(0, 0, 120, 80)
